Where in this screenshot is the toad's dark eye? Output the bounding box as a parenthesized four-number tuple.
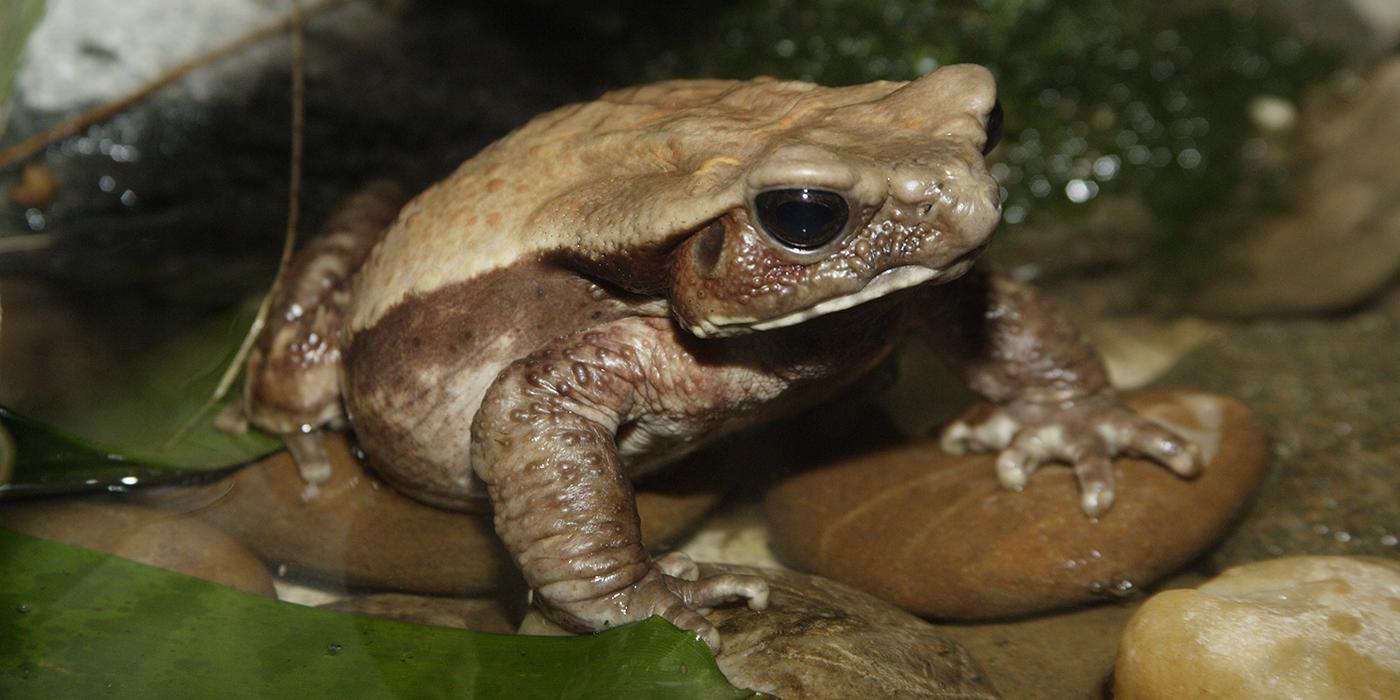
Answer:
(982, 99, 1004, 155)
(754, 188, 850, 251)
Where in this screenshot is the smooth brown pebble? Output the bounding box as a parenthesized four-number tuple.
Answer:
(0, 498, 275, 597)
(767, 390, 1269, 618)
(139, 432, 724, 595)
(320, 593, 515, 634)
(1116, 556, 1400, 699)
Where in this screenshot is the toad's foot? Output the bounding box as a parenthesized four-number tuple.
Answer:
(213, 397, 329, 498)
(542, 551, 769, 652)
(282, 430, 333, 500)
(941, 392, 1200, 516)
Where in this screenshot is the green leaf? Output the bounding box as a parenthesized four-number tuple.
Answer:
(1, 301, 281, 497)
(0, 0, 44, 109)
(0, 528, 757, 699)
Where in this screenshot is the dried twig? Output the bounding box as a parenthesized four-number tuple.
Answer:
(0, 0, 346, 171)
(167, 0, 310, 448)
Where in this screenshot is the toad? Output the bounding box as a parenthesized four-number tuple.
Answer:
(235, 66, 1199, 650)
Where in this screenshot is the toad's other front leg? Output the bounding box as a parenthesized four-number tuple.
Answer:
(470, 318, 769, 651)
(237, 180, 407, 495)
(918, 267, 1200, 516)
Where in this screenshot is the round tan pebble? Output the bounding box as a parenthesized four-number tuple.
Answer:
(0, 498, 275, 596)
(139, 432, 724, 595)
(766, 390, 1270, 618)
(9, 163, 59, 210)
(1115, 556, 1400, 699)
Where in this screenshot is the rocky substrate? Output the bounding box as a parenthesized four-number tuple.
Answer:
(766, 389, 1270, 618)
(1160, 306, 1400, 567)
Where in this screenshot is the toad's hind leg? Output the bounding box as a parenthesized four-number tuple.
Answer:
(235, 180, 407, 496)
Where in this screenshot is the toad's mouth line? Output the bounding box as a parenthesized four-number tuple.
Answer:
(688, 265, 941, 337)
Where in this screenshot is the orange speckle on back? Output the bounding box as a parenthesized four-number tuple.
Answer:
(487, 179, 505, 193)
(486, 212, 502, 227)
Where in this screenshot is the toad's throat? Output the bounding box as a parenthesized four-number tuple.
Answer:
(688, 265, 940, 338)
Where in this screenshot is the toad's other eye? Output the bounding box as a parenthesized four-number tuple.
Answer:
(754, 188, 850, 251)
(982, 99, 1004, 155)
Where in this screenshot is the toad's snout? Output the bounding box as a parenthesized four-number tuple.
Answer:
(886, 161, 1001, 228)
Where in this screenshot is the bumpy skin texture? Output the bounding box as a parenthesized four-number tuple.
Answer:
(242, 66, 1199, 650)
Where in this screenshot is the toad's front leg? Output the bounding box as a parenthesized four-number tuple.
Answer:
(918, 266, 1200, 516)
(470, 318, 768, 651)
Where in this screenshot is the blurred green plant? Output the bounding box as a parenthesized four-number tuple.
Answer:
(0, 300, 279, 497)
(622, 0, 1344, 294)
(0, 0, 45, 117)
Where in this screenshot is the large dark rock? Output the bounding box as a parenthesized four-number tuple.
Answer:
(521, 564, 1002, 699)
(320, 593, 516, 634)
(703, 564, 1000, 699)
(1, 2, 605, 304)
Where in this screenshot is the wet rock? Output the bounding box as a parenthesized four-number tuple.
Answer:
(1194, 57, 1400, 316)
(766, 390, 1269, 619)
(1159, 312, 1400, 567)
(141, 432, 725, 595)
(0, 498, 274, 596)
(1115, 556, 1400, 699)
(320, 593, 515, 634)
(522, 565, 1001, 699)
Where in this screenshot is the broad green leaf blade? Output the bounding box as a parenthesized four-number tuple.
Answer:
(0, 406, 240, 496)
(1, 301, 281, 497)
(0, 529, 757, 699)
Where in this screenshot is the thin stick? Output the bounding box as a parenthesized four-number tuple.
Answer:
(0, 0, 345, 171)
(0, 233, 53, 254)
(212, 0, 308, 402)
(167, 0, 309, 448)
